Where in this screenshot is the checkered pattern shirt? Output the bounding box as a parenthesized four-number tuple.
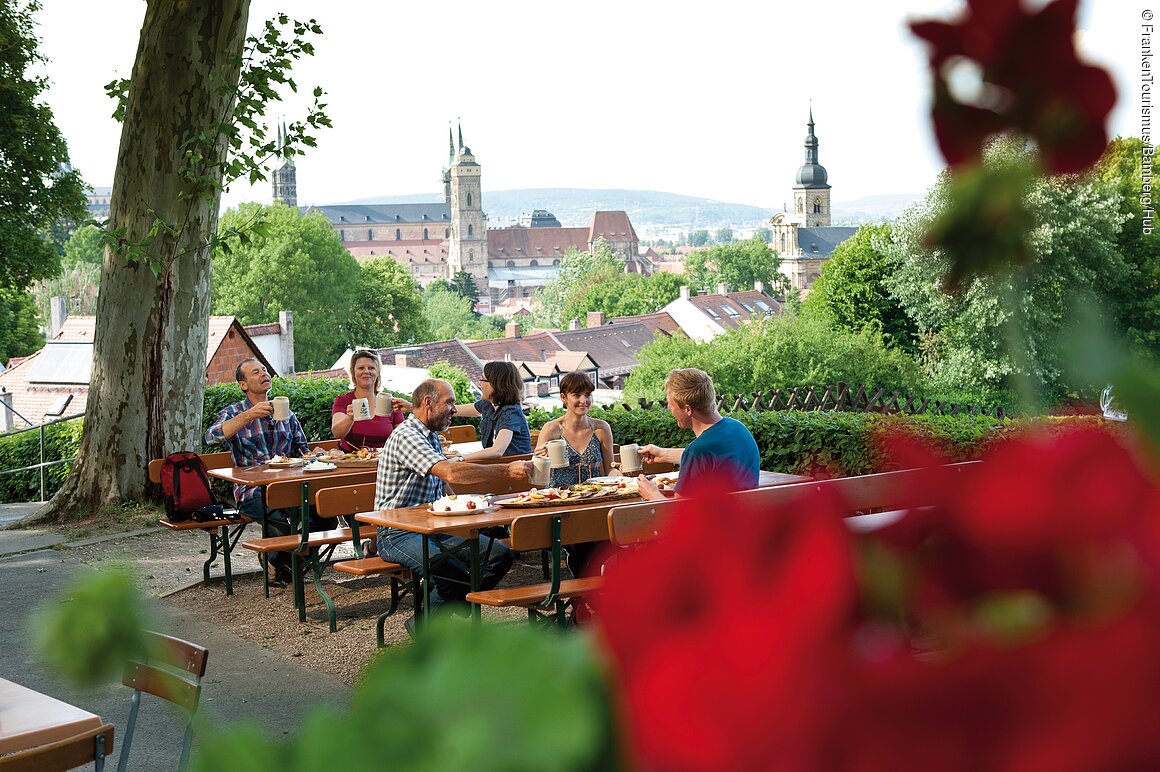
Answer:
(374, 415, 446, 530)
(204, 398, 309, 503)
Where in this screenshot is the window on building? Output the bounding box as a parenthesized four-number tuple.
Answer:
(796, 200, 803, 213)
(723, 305, 741, 318)
(553, 259, 560, 266)
(704, 307, 720, 319)
(507, 260, 515, 267)
(396, 228, 401, 240)
(445, 228, 450, 238)
(755, 301, 772, 312)
(813, 199, 822, 214)
(467, 193, 472, 207)
(469, 249, 475, 263)
(468, 224, 474, 237)
(522, 288, 529, 297)
(339, 229, 345, 241)
(741, 303, 755, 313)
(423, 228, 429, 240)
(530, 260, 538, 267)
(368, 229, 373, 240)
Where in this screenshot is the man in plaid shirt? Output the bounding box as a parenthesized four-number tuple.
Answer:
(375, 379, 531, 633)
(205, 358, 310, 581)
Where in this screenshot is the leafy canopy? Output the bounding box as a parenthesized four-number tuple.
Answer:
(0, 0, 88, 291)
(345, 257, 428, 350)
(623, 313, 925, 404)
(684, 237, 787, 294)
(421, 285, 504, 341)
(211, 203, 361, 371)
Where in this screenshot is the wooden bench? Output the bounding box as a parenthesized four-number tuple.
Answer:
(147, 451, 250, 595)
(607, 462, 983, 546)
(241, 471, 378, 610)
(316, 483, 412, 646)
(464, 507, 610, 625)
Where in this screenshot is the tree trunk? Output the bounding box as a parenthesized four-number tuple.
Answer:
(35, 0, 250, 521)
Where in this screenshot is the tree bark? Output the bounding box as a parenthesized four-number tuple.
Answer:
(35, 0, 250, 521)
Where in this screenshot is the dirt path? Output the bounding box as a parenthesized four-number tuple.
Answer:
(63, 528, 544, 685)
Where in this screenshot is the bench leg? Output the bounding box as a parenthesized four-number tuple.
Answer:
(309, 548, 338, 633)
(218, 525, 233, 596)
(292, 551, 307, 621)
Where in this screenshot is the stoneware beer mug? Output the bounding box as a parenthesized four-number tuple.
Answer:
(272, 396, 290, 421)
(547, 438, 569, 468)
(352, 397, 372, 422)
(620, 443, 643, 473)
(375, 392, 392, 417)
(531, 455, 551, 486)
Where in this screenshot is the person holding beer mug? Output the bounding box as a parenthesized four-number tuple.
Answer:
(332, 349, 405, 450)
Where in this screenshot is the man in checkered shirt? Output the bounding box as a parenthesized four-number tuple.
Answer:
(375, 379, 531, 630)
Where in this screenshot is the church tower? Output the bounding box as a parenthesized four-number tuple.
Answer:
(792, 107, 830, 228)
(447, 127, 489, 288)
(271, 120, 297, 208)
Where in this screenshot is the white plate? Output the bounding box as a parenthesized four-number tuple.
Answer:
(303, 462, 337, 473)
(588, 476, 635, 485)
(267, 458, 307, 468)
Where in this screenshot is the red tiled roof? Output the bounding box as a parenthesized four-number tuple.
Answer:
(243, 322, 281, 337)
(687, 290, 783, 331)
(380, 340, 484, 383)
(547, 351, 596, 371)
(465, 331, 564, 364)
(487, 226, 588, 259)
(588, 211, 637, 243)
(608, 311, 682, 338)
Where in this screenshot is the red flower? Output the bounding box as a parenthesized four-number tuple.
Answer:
(910, 0, 1116, 174)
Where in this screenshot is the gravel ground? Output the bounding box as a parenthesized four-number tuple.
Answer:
(62, 528, 546, 685)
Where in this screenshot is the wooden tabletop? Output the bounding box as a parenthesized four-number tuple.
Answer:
(355, 470, 812, 537)
(0, 677, 102, 755)
(207, 463, 378, 487)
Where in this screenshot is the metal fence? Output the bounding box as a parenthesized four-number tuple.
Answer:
(0, 411, 85, 502)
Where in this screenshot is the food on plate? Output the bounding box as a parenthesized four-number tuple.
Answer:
(304, 460, 336, 471)
(502, 481, 641, 506)
(430, 495, 489, 513)
(654, 475, 679, 492)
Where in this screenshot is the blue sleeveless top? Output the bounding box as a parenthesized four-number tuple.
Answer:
(550, 434, 604, 487)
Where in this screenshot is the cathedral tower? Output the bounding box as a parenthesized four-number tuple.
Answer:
(447, 128, 489, 288)
(792, 107, 830, 227)
(271, 120, 297, 208)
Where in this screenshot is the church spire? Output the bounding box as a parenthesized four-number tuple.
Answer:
(795, 105, 827, 188)
(448, 123, 455, 167)
(457, 121, 463, 154)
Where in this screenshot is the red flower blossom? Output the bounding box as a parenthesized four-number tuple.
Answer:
(910, 0, 1116, 174)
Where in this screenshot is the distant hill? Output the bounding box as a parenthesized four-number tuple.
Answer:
(342, 188, 920, 234)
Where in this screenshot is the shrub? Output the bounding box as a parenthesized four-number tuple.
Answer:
(0, 418, 83, 503)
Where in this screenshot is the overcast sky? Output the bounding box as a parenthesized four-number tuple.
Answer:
(33, 0, 1137, 212)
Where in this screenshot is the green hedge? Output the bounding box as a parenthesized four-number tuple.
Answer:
(0, 418, 83, 503)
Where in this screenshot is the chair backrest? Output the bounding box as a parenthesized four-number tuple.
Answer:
(315, 482, 377, 518)
(509, 508, 611, 552)
(0, 722, 115, 772)
(442, 424, 477, 444)
(264, 471, 378, 511)
(148, 451, 234, 484)
(118, 631, 207, 772)
(607, 462, 983, 546)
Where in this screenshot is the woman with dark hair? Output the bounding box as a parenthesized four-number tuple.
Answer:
(534, 370, 614, 486)
(331, 349, 405, 450)
(395, 360, 532, 458)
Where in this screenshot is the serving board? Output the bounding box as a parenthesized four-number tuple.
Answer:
(331, 458, 379, 468)
(495, 489, 640, 509)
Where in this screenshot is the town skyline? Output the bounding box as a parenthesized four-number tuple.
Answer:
(34, 1, 1137, 215)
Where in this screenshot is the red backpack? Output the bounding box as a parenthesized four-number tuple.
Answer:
(159, 451, 227, 522)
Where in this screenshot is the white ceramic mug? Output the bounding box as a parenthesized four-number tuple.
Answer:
(375, 392, 392, 417)
(271, 396, 290, 421)
(531, 455, 551, 486)
(352, 397, 372, 421)
(620, 443, 642, 473)
(547, 439, 568, 468)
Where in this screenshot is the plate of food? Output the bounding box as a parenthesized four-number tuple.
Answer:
(427, 495, 492, 515)
(651, 472, 680, 492)
(266, 455, 307, 468)
(331, 448, 382, 467)
(302, 461, 338, 473)
(497, 483, 641, 508)
(587, 475, 637, 487)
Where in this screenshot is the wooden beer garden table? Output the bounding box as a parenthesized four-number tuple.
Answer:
(0, 677, 102, 756)
(355, 470, 812, 620)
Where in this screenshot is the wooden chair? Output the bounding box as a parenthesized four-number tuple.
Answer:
(247, 471, 378, 610)
(117, 631, 207, 772)
(442, 424, 477, 444)
(0, 723, 115, 772)
(465, 507, 609, 625)
(316, 483, 411, 646)
(148, 451, 250, 595)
